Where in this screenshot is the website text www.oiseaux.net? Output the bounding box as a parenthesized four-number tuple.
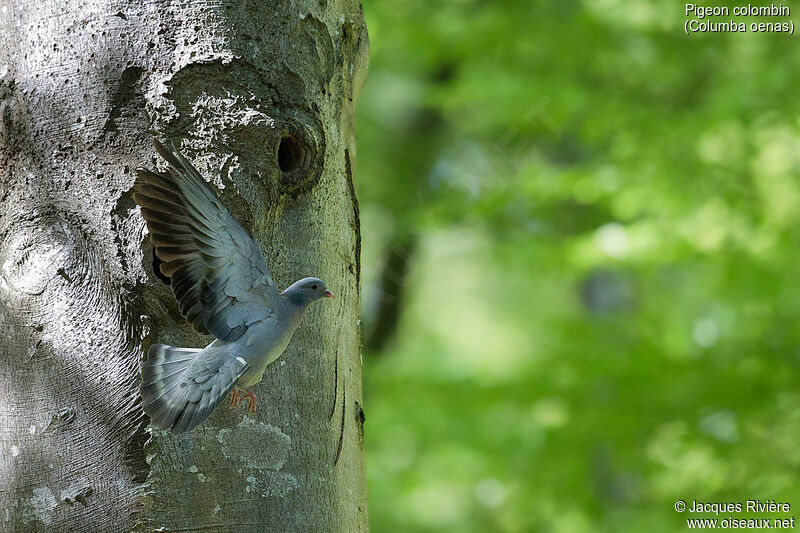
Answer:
(676, 500, 795, 529)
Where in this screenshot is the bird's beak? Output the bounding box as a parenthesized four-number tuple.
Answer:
(323, 290, 335, 299)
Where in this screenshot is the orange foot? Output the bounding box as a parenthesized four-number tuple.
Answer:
(229, 386, 257, 414)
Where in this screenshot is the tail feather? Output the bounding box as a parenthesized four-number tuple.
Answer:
(142, 365, 187, 388)
(187, 390, 215, 431)
(140, 344, 249, 433)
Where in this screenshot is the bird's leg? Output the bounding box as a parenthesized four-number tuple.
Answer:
(229, 386, 257, 413)
(242, 388, 257, 414)
(229, 388, 241, 409)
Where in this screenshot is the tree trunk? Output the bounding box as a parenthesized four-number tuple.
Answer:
(364, 234, 417, 352)
(0, 0, 369, 531)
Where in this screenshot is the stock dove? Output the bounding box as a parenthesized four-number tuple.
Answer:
(134, 139, 334, 434)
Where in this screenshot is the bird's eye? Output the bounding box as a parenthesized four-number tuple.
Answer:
(311, 284, 318, 290)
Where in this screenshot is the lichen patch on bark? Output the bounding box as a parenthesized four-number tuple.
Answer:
(217, 418, 292, 471)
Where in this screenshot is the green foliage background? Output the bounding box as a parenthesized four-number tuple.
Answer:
(356, 1, 800, 531)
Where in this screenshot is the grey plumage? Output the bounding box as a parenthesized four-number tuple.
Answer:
(134, 139, 334, 434)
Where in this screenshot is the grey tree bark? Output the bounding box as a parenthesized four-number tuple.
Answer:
(0, 0, 369, 531)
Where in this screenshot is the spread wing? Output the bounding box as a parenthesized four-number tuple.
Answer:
(133, 139, 279, 342)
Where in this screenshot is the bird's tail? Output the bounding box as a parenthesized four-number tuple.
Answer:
(140, 344, 249, 433)
(140, 344, 200, 430)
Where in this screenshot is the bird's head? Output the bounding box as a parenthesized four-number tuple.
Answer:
(282, 277, 335, 307)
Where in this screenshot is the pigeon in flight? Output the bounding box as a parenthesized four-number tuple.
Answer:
(134, 139, 334, 434)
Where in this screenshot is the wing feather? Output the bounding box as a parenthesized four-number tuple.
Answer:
(134, 139, 278, 341)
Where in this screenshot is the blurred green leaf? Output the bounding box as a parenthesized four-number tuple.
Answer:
(357, 1, 800, 531)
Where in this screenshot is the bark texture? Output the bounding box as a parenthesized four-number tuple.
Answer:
(0, 0, 369, 531)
